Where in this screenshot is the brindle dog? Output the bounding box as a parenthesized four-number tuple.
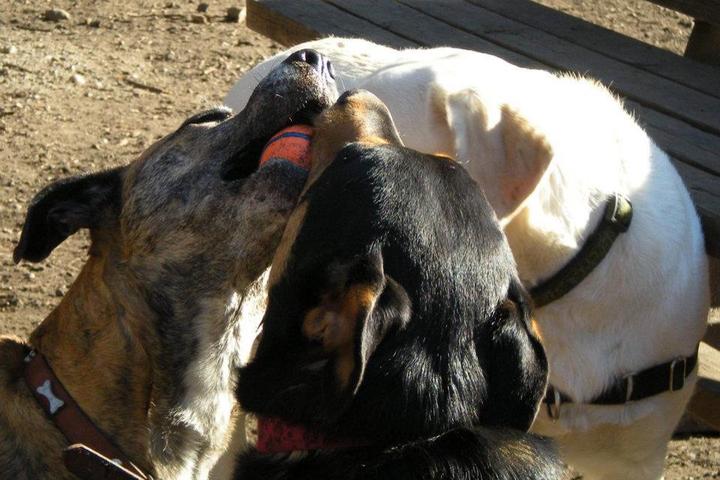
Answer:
(1, 50, 336, 480)
(234, 90, 566, 479)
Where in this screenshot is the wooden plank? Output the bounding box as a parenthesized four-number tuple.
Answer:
(710, 258, 720, 307)
(647, 0, 720, 25)
(686, 21, 720, 65)
(674, 162, 720, 257)
(705, 323, 720, 351)
(246, 0, 416, 49)
(686, 341, 720, 430)
(467, 0, 720, 99)
(399, 0, 720, 136)
(325, 0, 538, 68)
(626, 100, 720, 177)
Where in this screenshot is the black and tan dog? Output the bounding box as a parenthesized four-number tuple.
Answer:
(1, 50, 336, 480)
(234, 90, 567, 479)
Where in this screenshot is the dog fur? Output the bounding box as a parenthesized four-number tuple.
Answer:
(2, 55, 336, 480)
(234, 89, 566, 480)
(226, 38, 710, 479)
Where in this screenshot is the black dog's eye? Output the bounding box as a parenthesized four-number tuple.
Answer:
(221, 138, 266, 181)
(181, 107, 232, 127)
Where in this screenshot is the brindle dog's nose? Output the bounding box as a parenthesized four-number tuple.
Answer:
(286, 49, 335, 80)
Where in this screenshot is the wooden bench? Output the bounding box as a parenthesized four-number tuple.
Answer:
(650, 0, 720, 65)
(245, 0, 720, 430)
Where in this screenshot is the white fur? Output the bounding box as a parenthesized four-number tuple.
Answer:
(224, 38, 709, 480)
(166, 276, 267, 480)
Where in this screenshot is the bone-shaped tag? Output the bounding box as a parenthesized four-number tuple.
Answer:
(37, 379, 65, 415)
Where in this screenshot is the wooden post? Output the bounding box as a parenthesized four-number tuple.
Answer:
(685, 20, 720, 65)
(710, 256, 720, 307)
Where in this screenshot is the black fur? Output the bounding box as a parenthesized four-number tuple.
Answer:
(237, 427, 562, 480)
(235, 142, 564, 479)
(13, 167, 123, 263)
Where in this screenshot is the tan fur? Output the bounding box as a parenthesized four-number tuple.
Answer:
(498, 105, 554, 222)
(301, 284, 380, 390)
(309, 90, 402, 187)
(31, 252, 153, 466)
(0, 249, 154, 478)
(268, 202, 308, 287)
(530, 319, 544, 342)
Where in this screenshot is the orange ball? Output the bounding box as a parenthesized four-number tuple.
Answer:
(260, 125, 313, 170)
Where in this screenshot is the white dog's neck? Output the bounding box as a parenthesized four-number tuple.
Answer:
(503, 166, 607, 288)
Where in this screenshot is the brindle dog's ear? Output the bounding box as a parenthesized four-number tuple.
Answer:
(302, 247, 410, 393)
(14, 167, 123, 263)
(479, 280, 548, 431)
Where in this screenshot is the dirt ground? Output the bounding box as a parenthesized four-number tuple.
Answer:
(0, 1, 717, 478)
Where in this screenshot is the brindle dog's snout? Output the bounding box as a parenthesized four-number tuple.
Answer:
(286, 49, 335, 81)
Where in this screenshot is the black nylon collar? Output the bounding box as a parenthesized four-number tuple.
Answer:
(544, 347, 699, 417)
(530, 194, 633, 308)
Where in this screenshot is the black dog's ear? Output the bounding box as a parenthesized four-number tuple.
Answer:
(13, 168, 124, 264)
(479, 280, 548, 431)
(302, 247, 410, 393)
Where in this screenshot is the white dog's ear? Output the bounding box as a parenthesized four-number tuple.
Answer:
(442, 89, 553, 221)
(498, 105, 554, 221)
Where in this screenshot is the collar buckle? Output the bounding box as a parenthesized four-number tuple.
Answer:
(669, 357, 687, 392)
(547, 387, 561, 421)
(623, 374, 635, 402)
(604, 194, 633, 233)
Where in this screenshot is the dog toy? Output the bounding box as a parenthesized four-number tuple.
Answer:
(260, 125, 313, 170)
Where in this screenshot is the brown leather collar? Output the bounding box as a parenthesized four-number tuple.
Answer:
(23, 349, 151, 480)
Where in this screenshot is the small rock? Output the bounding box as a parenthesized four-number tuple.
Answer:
(190, 14, 208, 24)
(55, 287, 65, 297)
(226, 6, 245, 23)
(0, 292, 20, 308)
(24, 272, 35, 281)
(197, 3, 209, 13)
(70, 73, 86, 85)
(2, 45, 18, 55)
(87, 18, 101, 28)
(43, 8, 72, 22)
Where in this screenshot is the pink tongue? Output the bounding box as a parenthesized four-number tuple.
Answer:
(255, 416, 361, 453)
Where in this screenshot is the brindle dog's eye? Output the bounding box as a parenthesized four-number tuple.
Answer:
(181, 107, 232, 127)
(221, 138, 266, 181)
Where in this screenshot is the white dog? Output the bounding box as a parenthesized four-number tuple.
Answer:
(224, 38, 709, 480)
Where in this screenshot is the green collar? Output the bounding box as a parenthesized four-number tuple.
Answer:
(530, 194, 633, 308)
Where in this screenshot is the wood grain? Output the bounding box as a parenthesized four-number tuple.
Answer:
(468, 0, 720, 98)
(247, 0, 415, 48)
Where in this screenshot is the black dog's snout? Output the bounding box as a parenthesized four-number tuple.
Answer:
(287, 49, 335, 79)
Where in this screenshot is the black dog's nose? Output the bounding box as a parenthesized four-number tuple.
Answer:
(287, 49, 335, 79)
